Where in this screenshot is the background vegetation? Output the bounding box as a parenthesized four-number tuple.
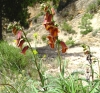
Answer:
(0, 0, 100, 93)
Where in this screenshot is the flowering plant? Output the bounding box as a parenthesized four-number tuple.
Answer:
(42, 4, 68, 75)
(42, 4, 68, 53)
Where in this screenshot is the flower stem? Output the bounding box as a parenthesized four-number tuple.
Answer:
(22, 30, 45, 89)
(97, 59, 100, 79)
(57, 40, 62, 73)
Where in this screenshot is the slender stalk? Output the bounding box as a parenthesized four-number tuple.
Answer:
(56, 40, 62, 73)
(88, 55, 94, 81)
(22, 30, 45, 89)
(90, 63, 94, 81)
(0, 84, 18, 93)
(97, 59, 100, 79)
(87, 46, 94, 81)
(98, 62, 100, 79)
(22, 30, 33, 53)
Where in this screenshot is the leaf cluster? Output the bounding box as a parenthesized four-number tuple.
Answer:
(61, 21, 76, 34)
(86, 0, 100, 14)
(66, 37, 75, 47)
(79, 13, 93, 35)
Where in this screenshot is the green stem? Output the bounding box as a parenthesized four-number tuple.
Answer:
(98, 62, 100, 79)
(97, 59, 100, 79)
(0, 84, 18, 93)
(22, 30, 45, 89)
(22, 30, 33, 53)
(90, 64, 94, 81)
(88, 46, 94, 81)
(57, 40, 62, 73)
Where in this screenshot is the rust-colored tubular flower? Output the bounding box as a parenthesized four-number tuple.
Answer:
(21, 46, 29, 54)
(45, 12, 53, 22)
(46, 25, 59, 37)
(43, 22, 54, 30)
(49, 27, 59, 37)
(17, 31, 22, 39)
(12, 27, 18, 35)
(18, 39, 25, 49)
(46, 25, 54, 31)
(48, 41, 55, 48)
(16, 38, 20, 46)
(47, 35, 55, 43)
(44, 12, 53, 25)
(60, 41, 68, 53)
(47, 35, 56, 48)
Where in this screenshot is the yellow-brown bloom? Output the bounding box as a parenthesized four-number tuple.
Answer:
(60, 41, 68, 53)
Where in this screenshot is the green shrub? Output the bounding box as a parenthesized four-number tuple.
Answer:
(41, 34, 47, 42)
(87, 0, 100, 14)
(92, 29, 100, 36)
(66, 37, 75, 47)
(79, 13, 93, 35)
(86, 3, 98, 14)
(0, 41, 33, 71)
(61, 21, 76, 34)
(97, 0, 100, 6)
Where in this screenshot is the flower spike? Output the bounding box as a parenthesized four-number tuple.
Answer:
(11, 22, 29, 54)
